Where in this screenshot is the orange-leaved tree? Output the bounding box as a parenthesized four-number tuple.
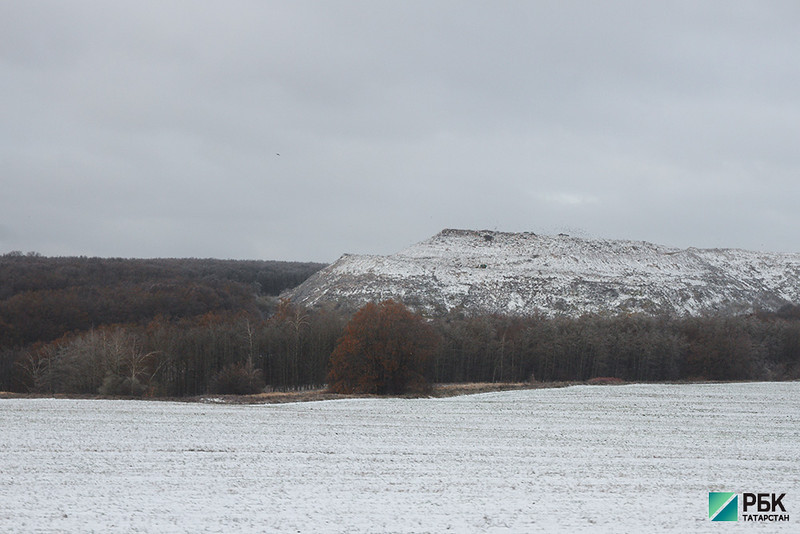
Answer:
(327, 300, 437, 395)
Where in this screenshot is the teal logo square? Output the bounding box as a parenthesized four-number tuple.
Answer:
(709, 492, 738, 521)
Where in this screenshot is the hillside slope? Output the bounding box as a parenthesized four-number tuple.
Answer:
(285, 229, 800, 316)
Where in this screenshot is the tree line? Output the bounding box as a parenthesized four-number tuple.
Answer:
(429, 308, 800, 384)
(6, 303, 345, 396)
(2, 298, 799, 396)
(1, 254, 798, 395)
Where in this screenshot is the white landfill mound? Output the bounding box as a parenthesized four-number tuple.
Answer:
(286, 229, 800, 316)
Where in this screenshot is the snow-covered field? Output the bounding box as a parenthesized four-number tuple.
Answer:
(1, 382, 798, 533)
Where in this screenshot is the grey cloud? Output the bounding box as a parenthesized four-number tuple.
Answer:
(2, 1, 799, 261)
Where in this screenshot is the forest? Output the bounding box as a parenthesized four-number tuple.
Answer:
(1, 253, 799, 396)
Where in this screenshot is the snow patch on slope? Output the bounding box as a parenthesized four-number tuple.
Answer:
(286, 229, 800, 316)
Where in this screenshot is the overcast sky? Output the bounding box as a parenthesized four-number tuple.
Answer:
(2, 1, 799, 262)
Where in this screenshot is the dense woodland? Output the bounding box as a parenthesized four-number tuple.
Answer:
(1, 253, 799, 396)
(0, 253, 324, 345)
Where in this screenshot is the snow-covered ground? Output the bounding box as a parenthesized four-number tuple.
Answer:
(1, 382, 798, 533)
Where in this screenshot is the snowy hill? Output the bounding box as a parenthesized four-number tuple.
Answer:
(285, 229, 800, 316)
